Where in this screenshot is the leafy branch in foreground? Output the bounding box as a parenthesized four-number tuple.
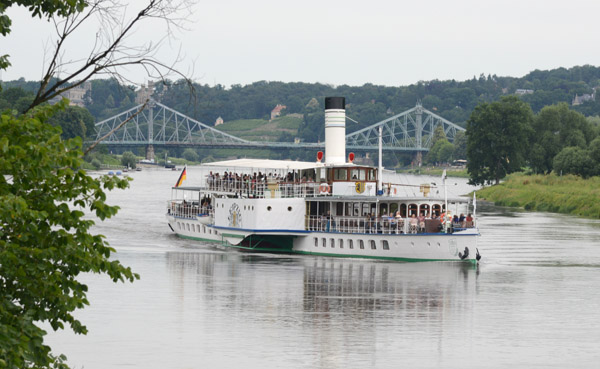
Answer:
(0, 101, 139, 368)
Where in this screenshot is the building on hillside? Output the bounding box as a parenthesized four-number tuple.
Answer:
(215, 116, 224, 126)
(136, 81, 155, 104)
(49, 81, 92, 107)
(515, 89, 534, 95)
(270, 104, 286, 120)
(572, 93, 595, 106)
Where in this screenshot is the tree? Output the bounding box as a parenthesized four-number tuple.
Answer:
(182, 148, 199, 162)
(121, 151, 137, 169)
(530, 103, 596, 173)
(1, 1, 192, 367)
(47, 105, 95, 140)
(553, 146, 595, 178)
(466, 96, 534, 185)
(452, 131, 467, 160)
(0, 102, 138, 368)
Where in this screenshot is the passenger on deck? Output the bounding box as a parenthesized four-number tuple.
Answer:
(459, 213, 466, 227)
(466, 213, 474, 228)
(418, 212, 426, 233)
(409, 214, 418, 233)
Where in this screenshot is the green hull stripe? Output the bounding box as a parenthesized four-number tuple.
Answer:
(293, 250, 476, 264)
(222, 233, 245, 239)
(176, 234, 476, 264)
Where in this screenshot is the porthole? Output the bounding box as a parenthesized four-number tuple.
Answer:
(267, 206, 272, 211)
(244, 205, 247, 210)
(322, 238, 326, 247)
(339, 239, 343, 249)
(427, 242, 431, 247)
(382, 240, 389, 250)
(203, 226, 206, 233)
(288, 206, 292, 212)
(437, 242, 441, 247)
(359, 240, 365, 249)
(177, 222, 181, 229)
(348, 240, 354, 249)
(411, 242, 415, 247)
(314, 237, 318, 247)
(330, 238, 335, 248)
(252, 206, 254, 210)
(370, 240, 376, 250)
(186, 224, 190, 231)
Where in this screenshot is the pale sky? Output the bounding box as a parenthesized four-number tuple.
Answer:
(2, 0, 600, 87)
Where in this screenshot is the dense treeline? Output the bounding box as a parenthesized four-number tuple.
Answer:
(4, 65, 600, 143)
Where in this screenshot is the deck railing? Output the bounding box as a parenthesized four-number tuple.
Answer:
(205, 178, 329, 198)
(305, 215, 475, 234)
(167, 200, 213, 220)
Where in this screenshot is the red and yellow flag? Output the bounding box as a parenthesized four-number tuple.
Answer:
(175, 166, 187, 187)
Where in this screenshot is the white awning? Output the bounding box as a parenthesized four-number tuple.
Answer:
(202, 158, 325, 171)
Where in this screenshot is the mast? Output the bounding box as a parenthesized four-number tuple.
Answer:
(378, 125, 383, 194)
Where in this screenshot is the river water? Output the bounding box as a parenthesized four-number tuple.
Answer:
(47, 168, 600, 368)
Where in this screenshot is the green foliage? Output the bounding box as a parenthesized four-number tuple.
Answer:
(552, 146, 595, 178)
(477, 173, 600, 218)
(452, 131, 467, 159)
(530, 103, 596, 173)
(425, 139, 454, 164)
(182, 148, 199, 162)
(91, 158, 102, 169)
(120, 151, 137, 169)
(0, 102, 138, 368)
(47, 103, 95, 141)
(466, 96, 534, 185)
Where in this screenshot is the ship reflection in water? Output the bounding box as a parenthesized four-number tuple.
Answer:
(164, 250, 479, 368)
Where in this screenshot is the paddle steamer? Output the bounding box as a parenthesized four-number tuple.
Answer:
(166, 97, 480, 263)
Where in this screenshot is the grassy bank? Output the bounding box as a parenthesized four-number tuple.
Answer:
(477, 173, 600, 218)
(397, 167, 469, 178)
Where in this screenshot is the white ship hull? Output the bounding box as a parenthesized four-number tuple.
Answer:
(167, 214, 479, 263)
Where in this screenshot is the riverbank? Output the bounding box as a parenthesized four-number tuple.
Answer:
(477, 173, 600, 218)
(396, 167, 469, 178)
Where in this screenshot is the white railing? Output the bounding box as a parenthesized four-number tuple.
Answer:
(205, 178, 330, 198)
(167, 200, 214, 220)
(305, 215, 476, 234)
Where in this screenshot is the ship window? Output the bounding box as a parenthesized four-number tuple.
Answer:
(288, 206, 292, 211)
(322, 238, 326, 247)
(359, 240, 364, 249)
(209, 229, 212, 234)
(334, 168, 348, 181)
(187, 224, 190, 231)
(351, 169, 366, 180)
(382, 240, 389, 250)
(267, 206, 272, 211)
(339, 239, 343, 248)
(177, 222, 181, 229)
(348, 239, 354, 249)
(330, 238, 335, 248)
(368, 169, 376, 181)
(203, 226, 206, 233)
(370, 240, 376, 250)
(314, 237, 318, 247)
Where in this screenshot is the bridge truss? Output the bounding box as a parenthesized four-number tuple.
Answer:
(92, 100, 463, 157)
(94, 99, 249, 148)
(346, 102, 465, 152)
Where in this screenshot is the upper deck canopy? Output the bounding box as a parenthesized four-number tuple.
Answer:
(202, 158, 370, 171)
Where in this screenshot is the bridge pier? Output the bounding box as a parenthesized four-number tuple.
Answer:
(415, 151, 422, 167)
(146, 145, 155, 161)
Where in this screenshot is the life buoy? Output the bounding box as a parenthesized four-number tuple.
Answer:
(319, 183, 330, 194)
(393, 187, 397, 195)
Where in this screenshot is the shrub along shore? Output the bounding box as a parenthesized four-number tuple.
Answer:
(476, 173, 600, 219)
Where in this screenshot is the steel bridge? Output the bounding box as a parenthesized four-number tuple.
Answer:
(92, 99, 464, 160)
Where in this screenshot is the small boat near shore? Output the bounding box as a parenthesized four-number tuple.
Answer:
(166, 97, 480, 263)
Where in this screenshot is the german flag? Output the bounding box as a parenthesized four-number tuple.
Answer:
(175, 166, 187, 187)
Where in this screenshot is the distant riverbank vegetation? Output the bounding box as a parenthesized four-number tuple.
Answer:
(477, 173, 600, 219)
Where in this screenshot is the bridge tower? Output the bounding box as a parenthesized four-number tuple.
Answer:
(414, 102, 424, 166)
(146, 100, 155, 161)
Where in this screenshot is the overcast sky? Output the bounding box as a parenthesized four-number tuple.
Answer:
(2, 0, 600, 87)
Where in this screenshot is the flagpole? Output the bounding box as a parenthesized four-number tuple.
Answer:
(443, 169, 448, 232)
(473, 191, 477, 227)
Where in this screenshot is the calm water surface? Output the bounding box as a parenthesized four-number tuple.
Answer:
(47, 168, 600, 368)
